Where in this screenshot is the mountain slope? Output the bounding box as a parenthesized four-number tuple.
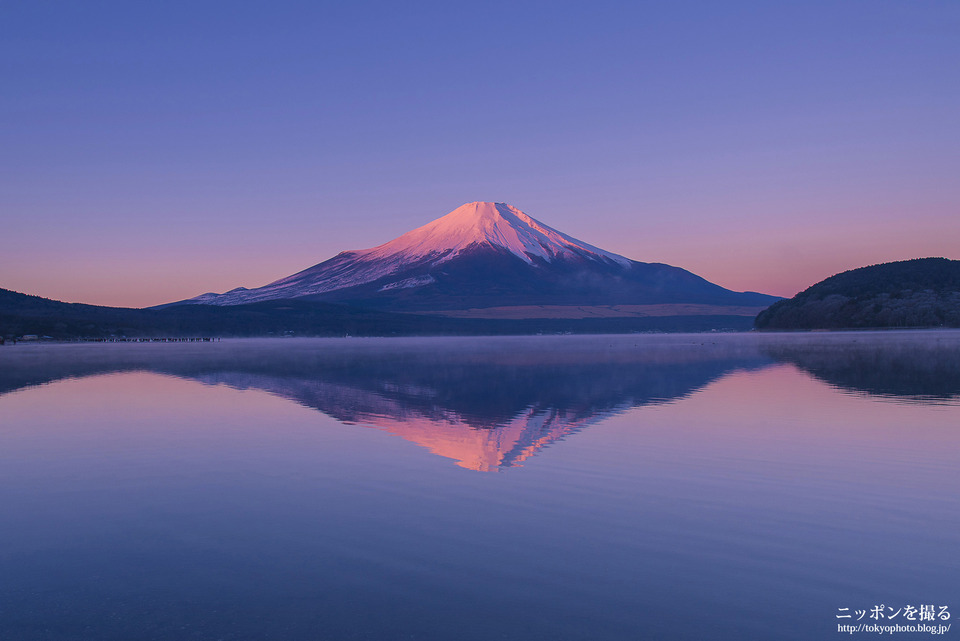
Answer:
(174, 202, 778, 312)
(755, 257, 960, 329)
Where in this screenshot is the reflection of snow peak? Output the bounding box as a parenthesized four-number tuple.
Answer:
(194, 371, 608, 472)
(368, 405, 597, 472)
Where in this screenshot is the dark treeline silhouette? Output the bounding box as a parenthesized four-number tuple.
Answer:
(756, 258, 960, 330)
(1, 287, 755, 339)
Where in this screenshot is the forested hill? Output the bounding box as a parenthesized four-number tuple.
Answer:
(0, 287, 759, 339)
(0, 288, 439, 338)
(755, 258, 960, 330)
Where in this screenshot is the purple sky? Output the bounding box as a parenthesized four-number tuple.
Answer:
(2, 1, 958, 308)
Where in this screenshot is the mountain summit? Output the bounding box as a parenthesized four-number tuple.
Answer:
(358, 201, 630, 267)
(175, 202, 778, 314)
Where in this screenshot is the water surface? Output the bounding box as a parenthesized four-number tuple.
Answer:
(1, 333, 958, 640)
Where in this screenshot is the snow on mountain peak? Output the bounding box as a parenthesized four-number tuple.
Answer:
(356, 201, 630, 266)
(180, 202, 632, 305)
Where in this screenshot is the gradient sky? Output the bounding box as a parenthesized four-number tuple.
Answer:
(2, 1, 958, 307)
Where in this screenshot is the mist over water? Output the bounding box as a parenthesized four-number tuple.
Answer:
(1, 332, 958, 640)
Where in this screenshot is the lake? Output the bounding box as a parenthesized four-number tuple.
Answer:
(1, 332, 957, 640)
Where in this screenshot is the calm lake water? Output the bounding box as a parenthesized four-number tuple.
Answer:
(1, 332, 958, 640)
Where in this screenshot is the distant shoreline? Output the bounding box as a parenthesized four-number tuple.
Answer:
(4, 327, 960, 348)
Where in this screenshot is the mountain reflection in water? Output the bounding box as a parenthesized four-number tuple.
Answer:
(2, 332, 959, 470)
(757, 332, 960, 403)
(0, 336, 770, 471)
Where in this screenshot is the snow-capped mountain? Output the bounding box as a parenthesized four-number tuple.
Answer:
(174, 202, 778, 311)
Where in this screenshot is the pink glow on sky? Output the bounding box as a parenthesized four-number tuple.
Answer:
(4, 204, 956, 308)
(2, 2, 958, 307)
(1, 196, 957, 308)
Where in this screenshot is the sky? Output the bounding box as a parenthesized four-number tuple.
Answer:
(2, 1, 958, 308)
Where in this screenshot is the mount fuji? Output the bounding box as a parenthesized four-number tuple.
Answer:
(170, 202, 778, 315)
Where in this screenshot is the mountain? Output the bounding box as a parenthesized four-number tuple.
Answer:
(171, 202, 778, 315)
(755, 257, 960, 330)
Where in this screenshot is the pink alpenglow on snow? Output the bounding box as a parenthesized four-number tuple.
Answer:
(358, 201, 631, 267)
(183, 202, 635, 306)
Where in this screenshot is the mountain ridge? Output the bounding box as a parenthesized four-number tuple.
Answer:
(170, 202, 779, 312)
